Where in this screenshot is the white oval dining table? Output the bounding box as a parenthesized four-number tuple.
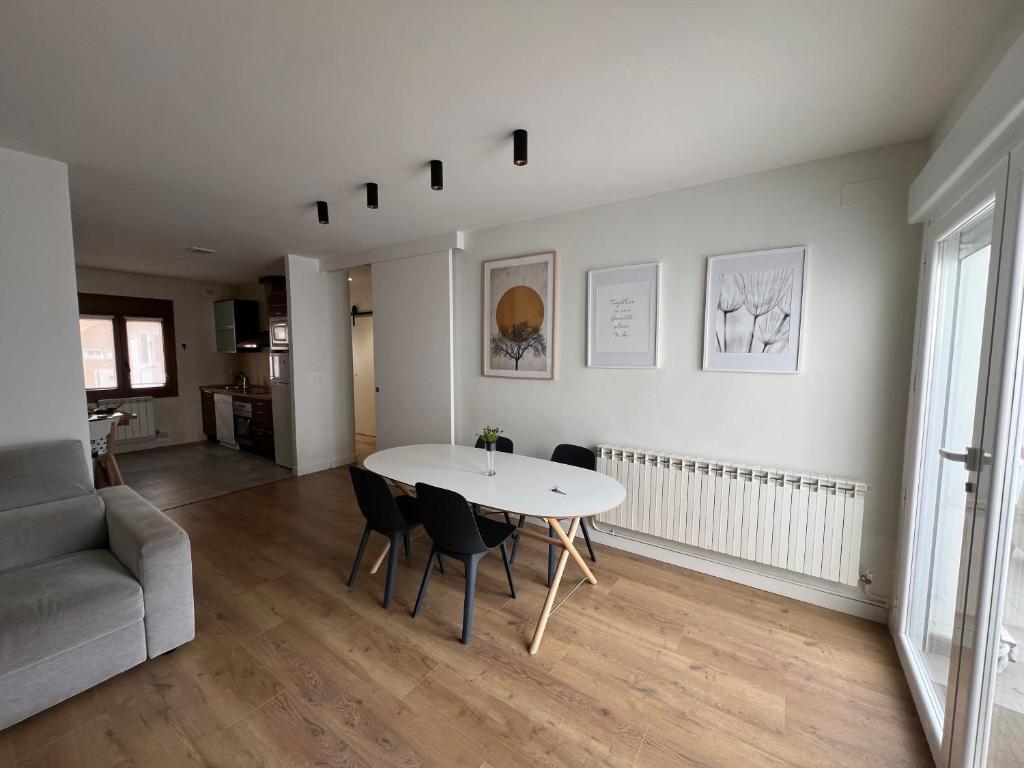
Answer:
(363, 444, 626, 654)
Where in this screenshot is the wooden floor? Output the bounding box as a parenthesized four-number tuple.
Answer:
(1, 468, 932, 767)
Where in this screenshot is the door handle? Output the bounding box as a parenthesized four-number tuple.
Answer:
(938, 446, 990, 473)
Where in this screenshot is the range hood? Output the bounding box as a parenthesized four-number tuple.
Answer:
(236, 329, 271, 352)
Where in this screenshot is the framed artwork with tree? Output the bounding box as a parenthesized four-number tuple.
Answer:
(702, 246, 807, 373)
(483, 251, 556, 379)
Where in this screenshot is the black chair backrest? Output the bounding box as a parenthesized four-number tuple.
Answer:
(550, 443, 596, 471)
(349, 466, 407, 530)
(474, 435, 514, 453)
(415, 482, 489, 555)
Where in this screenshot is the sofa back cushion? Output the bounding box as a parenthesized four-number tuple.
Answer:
(0, 440, 107, 571)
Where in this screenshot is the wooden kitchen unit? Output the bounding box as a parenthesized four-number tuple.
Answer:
(199, 385, 276, 461)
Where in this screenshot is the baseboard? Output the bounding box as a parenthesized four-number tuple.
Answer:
(578, 520, 887, 622)
(294, 455, 357, 476)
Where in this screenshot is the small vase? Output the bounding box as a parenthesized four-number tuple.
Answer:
(484, 442, 496, 476)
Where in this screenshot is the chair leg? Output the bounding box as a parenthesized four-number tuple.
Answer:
(499, 541, 516, 598)
(580, 518, 596, 562)
(347, 524, 372, 588)
(547, 523, 556, 588)
(462, 555, 480, 644)
(403, 531, 411, 559)
(437, 554, 445, 575)
(509, 515, 527, 564)
(412, 548, 437, 618)
(502, 511, 512, 525)
(382, 533, 401, 609)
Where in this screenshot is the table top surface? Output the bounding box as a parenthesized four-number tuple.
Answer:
(363, 444, 625, 519)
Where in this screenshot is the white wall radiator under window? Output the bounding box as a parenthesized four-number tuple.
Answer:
(97, 397, 157, 441)
(595, 445, 868, 586)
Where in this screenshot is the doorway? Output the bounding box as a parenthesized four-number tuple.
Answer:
(349, 265, 376, 463)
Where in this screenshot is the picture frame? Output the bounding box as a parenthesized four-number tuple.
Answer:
(587, 262, 660, 368)
(702, 246, 807, 373)
(482, 250, 556, 379)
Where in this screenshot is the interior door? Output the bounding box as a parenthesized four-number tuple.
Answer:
(352, 315, 376, 437)
(372, 249, 454, 449)
(896, 156, 1010, 765)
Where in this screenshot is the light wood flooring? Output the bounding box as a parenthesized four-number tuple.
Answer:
(0, 467, 932, 767)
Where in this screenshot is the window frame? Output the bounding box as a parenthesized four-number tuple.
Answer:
(78, 293, 179, 399)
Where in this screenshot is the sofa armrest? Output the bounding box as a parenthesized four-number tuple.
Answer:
(101, 486, 195, 657)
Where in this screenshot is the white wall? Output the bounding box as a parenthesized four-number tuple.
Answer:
(0, 148, 89, 458)
(286, 254, 355, 474)
(75, 268, 239, 450)
(455, 141, 928, 597)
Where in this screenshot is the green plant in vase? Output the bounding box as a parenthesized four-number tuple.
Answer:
(479, 425, 502, 475)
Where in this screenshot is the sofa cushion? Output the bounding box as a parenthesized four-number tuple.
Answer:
(0, 549, 144, 677)
(0, 440, 106, 570)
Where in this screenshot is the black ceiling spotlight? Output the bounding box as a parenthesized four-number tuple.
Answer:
(513, 129, 528, 166)
(366, 182, 379, 210)
(430, 160, 443, 191)
(316, 200, 329, 225)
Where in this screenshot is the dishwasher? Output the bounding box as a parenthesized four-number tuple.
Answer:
(214, 393, 237, 449)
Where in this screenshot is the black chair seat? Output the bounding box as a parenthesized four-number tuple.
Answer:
(394, 495, 423, 527)
(473, 515, 517, 549)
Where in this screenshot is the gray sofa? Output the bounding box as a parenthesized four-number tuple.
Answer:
(0, 440, 194, 730)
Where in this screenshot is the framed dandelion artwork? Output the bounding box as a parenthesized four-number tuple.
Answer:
(702, 246, 806, 373)
(483, 251, 556, 379)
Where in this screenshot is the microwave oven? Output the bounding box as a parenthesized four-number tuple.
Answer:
(269, 317, 289, 350)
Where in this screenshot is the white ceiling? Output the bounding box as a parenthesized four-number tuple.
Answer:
(0, 1, 1012, 283)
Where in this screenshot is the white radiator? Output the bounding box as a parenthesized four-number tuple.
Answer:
(97, 397, 156, 441)
(595, 445, 867, 586)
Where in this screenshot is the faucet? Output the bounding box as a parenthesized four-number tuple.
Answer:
(234, 371, 249, 392)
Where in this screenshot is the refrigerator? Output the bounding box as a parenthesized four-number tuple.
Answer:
(269, 353, 294, 469)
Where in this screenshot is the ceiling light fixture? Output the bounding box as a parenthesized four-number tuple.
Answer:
(430, 160, 443, 191)
(316, 200, 329, 225)
(366, 182, 378, 209)
(513, 129, 528, 166)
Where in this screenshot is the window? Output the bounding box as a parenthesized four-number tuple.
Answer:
(78, 293, 178, 399)
(79, 316, 118, 389)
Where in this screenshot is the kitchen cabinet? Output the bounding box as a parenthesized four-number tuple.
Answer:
(214, 299, 260, 353)
(199, 385, 275, 460)
(251, 398, 275, 460)
(201, 389, 216, 441)
(267, 290, 287, 318)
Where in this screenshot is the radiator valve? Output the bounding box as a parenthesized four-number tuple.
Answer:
(858, 570, 889, 608)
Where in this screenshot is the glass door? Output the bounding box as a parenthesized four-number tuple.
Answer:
(957, 142, 1024, 768)
(896, 155, 1012, 766)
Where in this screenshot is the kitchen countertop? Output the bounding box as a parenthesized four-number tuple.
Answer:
(199, 384, 272, 402)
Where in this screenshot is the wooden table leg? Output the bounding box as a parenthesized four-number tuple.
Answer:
(529, 517, 583, 655)
(369, 541, 391, 575)
(369, 530, 424, 575)
(548, 518, 597, 584)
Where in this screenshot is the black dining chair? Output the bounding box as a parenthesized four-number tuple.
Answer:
(474, 435, 514, 453)
(412, 482, 517, 644)
(507, 443, 600, 584)
(347, 465, 435, 610)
